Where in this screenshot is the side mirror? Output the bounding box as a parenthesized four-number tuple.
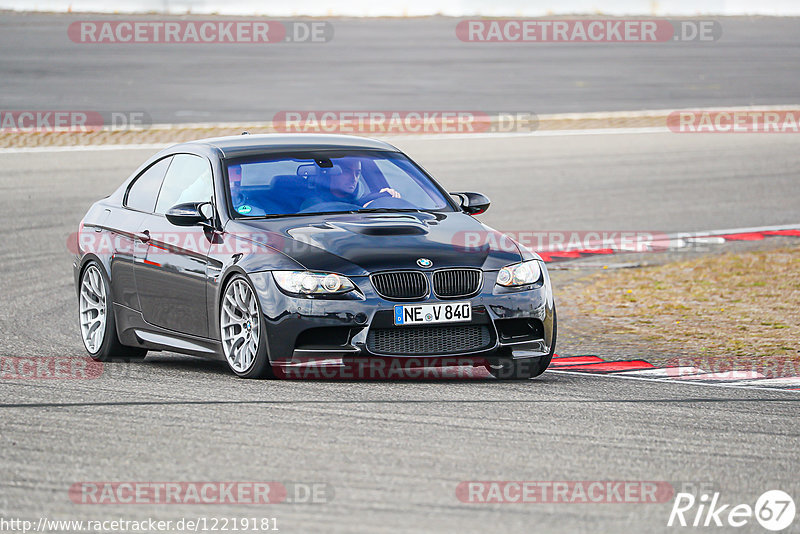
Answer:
(451, 192, 490, 215)
(165, 202, 214, 227)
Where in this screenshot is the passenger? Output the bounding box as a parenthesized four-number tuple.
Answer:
(228, 164, 244, 206)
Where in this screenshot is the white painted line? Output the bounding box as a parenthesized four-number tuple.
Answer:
(548, 262, 642, 270)
(7, 103, 800, 153)
(547, 224, 800, 262)
(536, 104, 800, 119)
(685, 237, 727, 245)
(548, 369, 800, 394)
(666, 225, 800, 239)
(0, 127, 674, 154)
(612, 366, 706, 378)
(536, 225, 800, 259)
(672, 371, 766, 381)
(9, 122, 800, 154)
(724, 377, 800, 388)
(34, 105, 800, 131)
(385, 127, 669, 141)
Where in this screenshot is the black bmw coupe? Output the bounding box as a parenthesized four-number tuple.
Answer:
(74, 134, 556, 379)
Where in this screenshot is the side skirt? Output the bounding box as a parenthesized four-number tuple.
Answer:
(114, 303, 225, 360)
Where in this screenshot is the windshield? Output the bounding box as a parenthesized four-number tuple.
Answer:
(225, 151, 454, 217)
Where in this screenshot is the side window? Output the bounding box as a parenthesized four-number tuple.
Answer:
(155, 154, 214, 215)
(125, 157, 172, 213)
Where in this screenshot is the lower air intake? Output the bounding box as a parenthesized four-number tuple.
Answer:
(366, 324, 492, 355)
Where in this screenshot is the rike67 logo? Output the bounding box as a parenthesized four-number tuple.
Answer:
(668, 490, 795, 531)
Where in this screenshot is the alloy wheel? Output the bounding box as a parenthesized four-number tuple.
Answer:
(79, 265, 107, 354)
(221, 279, 261, 373)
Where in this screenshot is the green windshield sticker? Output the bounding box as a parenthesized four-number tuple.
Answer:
(237, 205, 252, 214)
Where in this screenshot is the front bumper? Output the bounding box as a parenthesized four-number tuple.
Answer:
(248, 266, 555, 364)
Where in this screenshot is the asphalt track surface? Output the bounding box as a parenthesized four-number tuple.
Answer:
(0, 14, 799, 122)
(1, 133, 799, 532)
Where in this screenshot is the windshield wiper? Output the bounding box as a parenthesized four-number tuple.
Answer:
(356, 208, 421, 213)
(241, 208, 423, 219)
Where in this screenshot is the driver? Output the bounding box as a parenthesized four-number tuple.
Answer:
(324, 159, 400, 206)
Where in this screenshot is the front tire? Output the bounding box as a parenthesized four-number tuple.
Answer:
(486, 308, 557, 380)
(220, 274, 274, 378)
(79, 261, 147, 362)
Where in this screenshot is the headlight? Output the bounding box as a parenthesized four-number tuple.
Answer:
(272, 271, 356, 296)
(496, 260, 542, 287)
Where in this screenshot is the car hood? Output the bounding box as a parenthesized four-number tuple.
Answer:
(227, 211, 524, 276)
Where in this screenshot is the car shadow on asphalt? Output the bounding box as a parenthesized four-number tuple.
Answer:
(94, 353, 573, 384)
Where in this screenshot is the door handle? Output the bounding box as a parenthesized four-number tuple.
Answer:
(136, 230, 151, 243)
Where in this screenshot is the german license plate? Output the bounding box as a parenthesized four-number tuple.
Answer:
(393, 302, 472, 326)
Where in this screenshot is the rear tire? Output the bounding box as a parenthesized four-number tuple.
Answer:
(79, 261, 147, 362)
(486, 307, 557, 380)
(219, 274, 274, 379)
